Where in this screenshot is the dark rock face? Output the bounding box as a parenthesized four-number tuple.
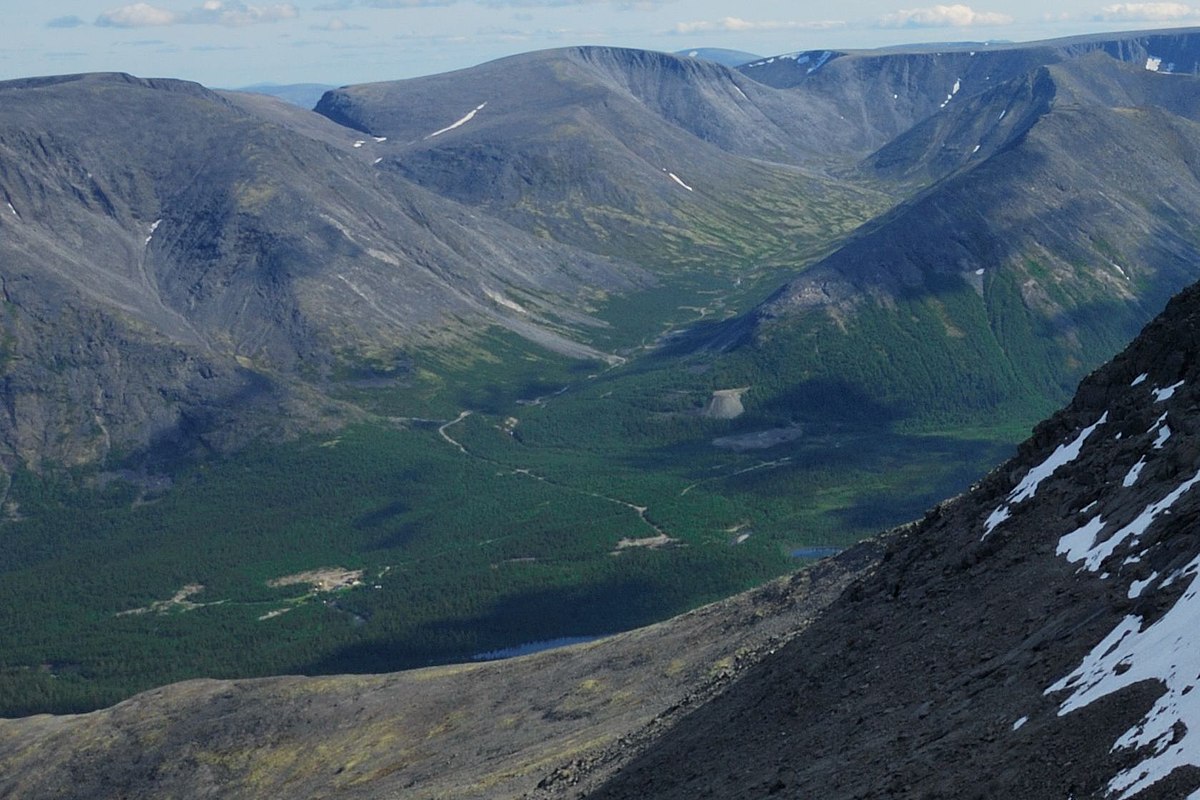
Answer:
(759, 54, 1200, 322)
(590, 281, 1200, 799)
(740, 28, 1200, 151)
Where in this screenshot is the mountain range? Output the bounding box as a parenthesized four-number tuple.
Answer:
(0, 72, 643, 472)
(6, 29, 1200, 474)
(4, 27, 1200, 778)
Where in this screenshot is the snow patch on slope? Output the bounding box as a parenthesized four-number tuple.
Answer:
(1056, 469, 1200, 573)
(1048, 552, 1200, 799)
(1056, 515, 1108, 566)
(484, 288, 528, 315)
(939, 78, 962, 109)
(1128, 571, 1159, 599)
(983, 413, 1108, 538)
(807, 51, 832, 73)
(983, 506, 1011, 536)
(667, 171, 694, 191)
(1012, 413, 1107, 504)
(1153, 424, 1171, 449)
(1148, 412, 1171, 450)
(427, 102, 487, 139)
(1153, 380, 1184, 402)
(1123, 457, 1146, 488)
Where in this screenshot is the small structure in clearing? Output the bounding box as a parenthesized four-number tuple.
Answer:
(267, 567, 364, 593)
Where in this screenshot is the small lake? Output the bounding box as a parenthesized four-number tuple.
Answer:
(472, 635, 606, 662)
(789, 546, 844, 560)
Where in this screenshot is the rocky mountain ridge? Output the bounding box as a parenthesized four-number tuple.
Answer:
(691, 48, 1200, 436)
(740, 27, 1200, 150)
(589, 276, 1200, 799)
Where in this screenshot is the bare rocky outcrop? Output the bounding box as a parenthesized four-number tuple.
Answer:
(590, 281, 1200, 800)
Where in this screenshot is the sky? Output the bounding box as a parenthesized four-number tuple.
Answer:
(2, 0, 1199, 88)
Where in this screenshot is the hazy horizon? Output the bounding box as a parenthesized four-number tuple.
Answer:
(3, 1, 1200, 89)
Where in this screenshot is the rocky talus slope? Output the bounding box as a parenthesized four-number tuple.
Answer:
(590, 282, 1200, 799)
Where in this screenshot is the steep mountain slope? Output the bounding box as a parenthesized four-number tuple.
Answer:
(741, 27, 1200, 155)
(708, 53, 1200, 430)
(871, 49, 1200, 183)
(591, 279, 1200, 799)
(0, 73, 640, 470)
(314, 47, 890, 266)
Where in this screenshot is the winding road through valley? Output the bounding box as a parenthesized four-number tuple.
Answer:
(437, 410, 673, 543)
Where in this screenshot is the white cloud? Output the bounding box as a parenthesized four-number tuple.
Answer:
(365, 0, 455, 6)
(184, 1, 298, 25)
(478, 0, 667, 6)
(878, 4, 1013, 27)
(1096, 2, 1200, 20)
(673, 17, 845, 35)
(97, 3, 177, 26)
(96, 1, 298, 28)
(314, 17, 366, 30)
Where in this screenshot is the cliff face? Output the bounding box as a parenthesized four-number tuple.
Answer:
(590, 283, 1200, 799)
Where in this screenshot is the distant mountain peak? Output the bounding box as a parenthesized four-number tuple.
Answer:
(673, 47, 763, 68)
